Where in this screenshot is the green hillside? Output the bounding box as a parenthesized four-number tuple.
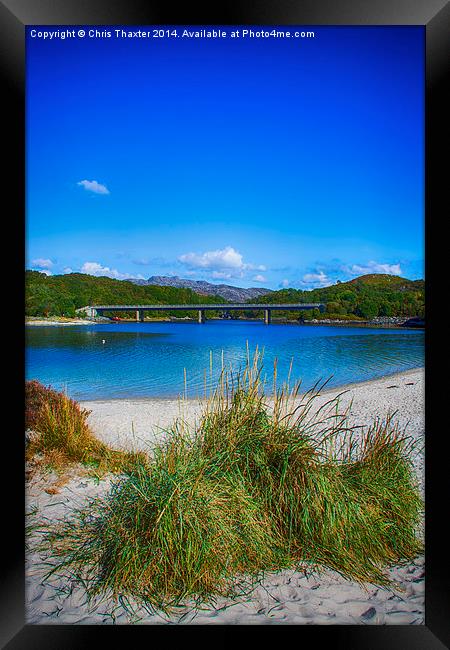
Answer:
(25, 271, 425, 321)
(251, 274, 424, 320)
(25, 271, 225, 318)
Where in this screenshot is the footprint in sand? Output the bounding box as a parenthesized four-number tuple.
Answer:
(281, 586, 303, 601)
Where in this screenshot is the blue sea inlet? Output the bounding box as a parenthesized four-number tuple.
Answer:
(26, 320, 424, 401)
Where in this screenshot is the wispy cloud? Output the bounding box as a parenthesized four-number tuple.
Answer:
(252, 274, 267, 283)
(296, 270, 332, 289)
(211, 271, 234, 280)
(132, 256, 171, 268)
(77, 179, 110, 195)
(345, 261, 402, 276)
(80, 261, 144, 280)
(132, 258, 152, 266)
(285, 259, 404, 290)
(31, 258, 53, 269)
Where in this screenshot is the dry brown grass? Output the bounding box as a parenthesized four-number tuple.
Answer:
(25, 380, 148, 477)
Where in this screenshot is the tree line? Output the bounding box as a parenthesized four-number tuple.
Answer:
(249, 274, 424, 320)
(25, 271, 224, 319)
(26, 271, 424, 321)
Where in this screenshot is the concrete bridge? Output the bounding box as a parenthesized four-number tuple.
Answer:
(78, 303, 325, 324)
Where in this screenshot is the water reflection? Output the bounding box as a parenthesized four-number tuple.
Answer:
(26, 327, 168, 349)
(26, 321, 424, 400)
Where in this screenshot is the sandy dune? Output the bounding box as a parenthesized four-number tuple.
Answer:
(25, 368, 424, 625)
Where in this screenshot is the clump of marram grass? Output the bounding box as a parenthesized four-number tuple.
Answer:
(25, 380, 146, 474)
(46, 443, 285, 609)
(42, 354, 423, 612)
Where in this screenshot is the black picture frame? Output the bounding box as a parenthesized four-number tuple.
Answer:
(2, 0, 449, 647)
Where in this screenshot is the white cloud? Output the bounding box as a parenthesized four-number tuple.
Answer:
(179, 246, 244, 271)
(178, 246, 265, 279)
(211, 271, 233, 280)
(302, 271, 328, 283)
(276, 260, 404, 292)
(347, 261, 402, 276)
(32, 258, 53, 269)
(38, 269, 52, 276)
(80, 262, 144, 280)
(297, 271, 332, 289)
(63, 267, 73, 274)
(132, 258, 151, 266)
(77, 180, 110, 195)
(252, 274, 267, 283)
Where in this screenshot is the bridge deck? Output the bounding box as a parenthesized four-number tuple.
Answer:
(93, 303, 324, 311)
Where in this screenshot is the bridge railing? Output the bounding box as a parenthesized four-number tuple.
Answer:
(83, 303, 326, 323)
(89, 303, 325, 311)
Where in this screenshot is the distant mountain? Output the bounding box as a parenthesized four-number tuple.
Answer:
(129, 275, 273, 303)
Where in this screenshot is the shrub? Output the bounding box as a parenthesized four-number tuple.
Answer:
(25, 380, 145, 473)
(25, 380, 67, 432)
(43, 358, 422, 611)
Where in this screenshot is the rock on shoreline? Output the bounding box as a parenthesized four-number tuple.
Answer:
(308, 316, 424, 327)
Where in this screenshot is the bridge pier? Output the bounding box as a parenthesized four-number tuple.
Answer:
(85, 303, 325, 323)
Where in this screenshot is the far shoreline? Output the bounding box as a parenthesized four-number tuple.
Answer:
(79, 366, 425, 405)
(26, 316, 424, 329)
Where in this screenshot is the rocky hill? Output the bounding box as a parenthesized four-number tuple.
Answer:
(129, 275, 273, 303)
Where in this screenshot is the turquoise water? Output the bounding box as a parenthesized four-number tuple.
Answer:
(26, 321, 424, 401)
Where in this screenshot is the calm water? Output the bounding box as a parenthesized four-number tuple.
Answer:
(26, 321, 424, 401)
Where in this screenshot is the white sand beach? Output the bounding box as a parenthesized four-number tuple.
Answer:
(26, 318, 94, 326)
(25, 368, 424, 625)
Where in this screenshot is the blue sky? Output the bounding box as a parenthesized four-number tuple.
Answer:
(26, 26, 424, 289)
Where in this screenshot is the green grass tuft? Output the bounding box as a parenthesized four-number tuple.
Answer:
(41, 355, 423, 611)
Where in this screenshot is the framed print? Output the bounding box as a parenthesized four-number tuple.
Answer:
(2, 0, 449, 647)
